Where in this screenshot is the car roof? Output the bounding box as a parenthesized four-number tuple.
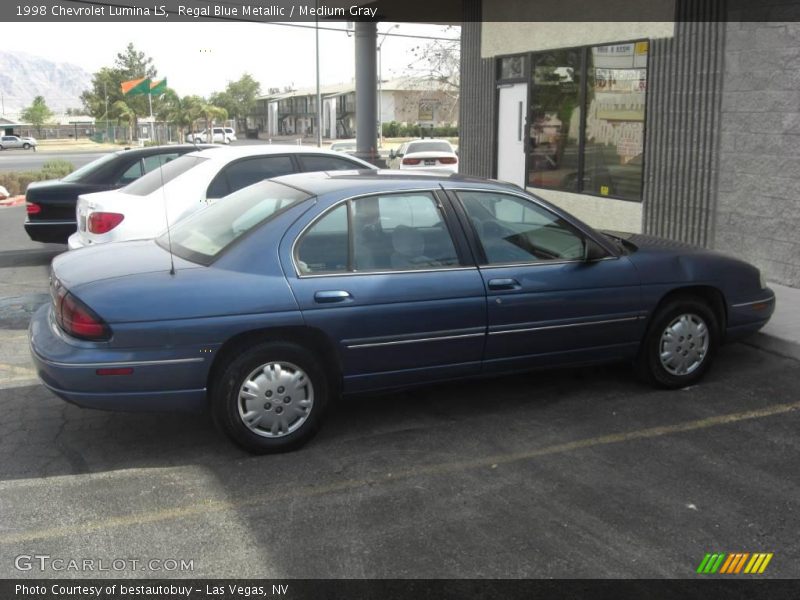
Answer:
(271, 169, 521, 196)
(112, 144, 218, 158)
(185, 144, 377, 169)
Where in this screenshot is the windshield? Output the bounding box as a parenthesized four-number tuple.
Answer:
(61, 152, 119, 182)
(157, 180, 310, 265)
(407, 141, 453, 154)
(122, 155, 208, 197)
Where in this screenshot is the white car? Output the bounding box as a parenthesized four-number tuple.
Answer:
(387, 139, 458, 173)
(188, 127, 236, 144)
(0, 135, 37, 150)
(67, 146, 376, 250)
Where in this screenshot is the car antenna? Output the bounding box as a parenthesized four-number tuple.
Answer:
(158, 156, 176, 276)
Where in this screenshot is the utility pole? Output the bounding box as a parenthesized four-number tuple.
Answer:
(315, 0, 322, 147)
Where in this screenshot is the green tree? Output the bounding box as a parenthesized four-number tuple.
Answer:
(209, 73, 260, 130)
(21, 96, 54, 136)
(81, 43, 162, 138)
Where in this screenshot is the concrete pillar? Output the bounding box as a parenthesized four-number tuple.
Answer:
(354, 21, 378, 163)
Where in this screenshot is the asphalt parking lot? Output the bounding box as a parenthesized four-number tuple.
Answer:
(0, 204, 798, 579)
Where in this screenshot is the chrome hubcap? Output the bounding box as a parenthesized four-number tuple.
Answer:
(659, 313, 709, 376)
(237, 361, 314, 438)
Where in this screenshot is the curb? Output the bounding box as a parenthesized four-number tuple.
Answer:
(743, 332, 800, 362)
(0, 196, 25, 207)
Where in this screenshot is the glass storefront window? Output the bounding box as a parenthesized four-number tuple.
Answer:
(583, 41, 648, 201)
(523, 41, 648, 201)
(528, 50, 583, 192)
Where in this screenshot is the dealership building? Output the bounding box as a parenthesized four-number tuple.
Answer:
(457, 0, 800, 286)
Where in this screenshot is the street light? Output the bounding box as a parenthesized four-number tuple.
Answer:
(377, 24, 399, 149)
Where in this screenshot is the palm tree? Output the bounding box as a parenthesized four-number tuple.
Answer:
(202, 104, 228, 139)
(158, 90, 195, 142)
(112, 100, 137, 142)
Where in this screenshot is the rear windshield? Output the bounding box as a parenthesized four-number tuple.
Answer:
(406, 141, 453, 154)
(122, 155, 208, 197)
(157, 180, 310, 264)
(61, 152, 119, 182)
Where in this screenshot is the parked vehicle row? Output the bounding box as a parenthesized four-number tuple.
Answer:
(67, 146, 375, 249)
(24, 144, 215, 244)
(29, 169, 775, 453)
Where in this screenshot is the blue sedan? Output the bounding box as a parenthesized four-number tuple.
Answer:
(29, 172, 776, 453)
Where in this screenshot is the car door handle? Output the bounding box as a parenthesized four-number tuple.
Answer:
(314, 290, 352, 303)
(487, 278, 521, 291)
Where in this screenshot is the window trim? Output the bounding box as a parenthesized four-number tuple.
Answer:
(291, 188, 471, 278)
(497, 38, 649, 203)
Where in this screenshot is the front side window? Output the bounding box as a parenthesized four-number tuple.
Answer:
(459, 191, 586, 263)
(295, 192, 459, 275)
(524, 41, 648, 201)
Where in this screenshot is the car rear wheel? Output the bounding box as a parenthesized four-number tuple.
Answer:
(211, 341, 329, 453)
(637, 296, 719, 389)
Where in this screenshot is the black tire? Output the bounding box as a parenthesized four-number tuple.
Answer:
(636, 296, 719, 389)
(22, 143, 30, 150)
(211, 341, 329, 453)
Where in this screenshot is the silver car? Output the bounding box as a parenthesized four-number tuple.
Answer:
(0, 135, 37, 151)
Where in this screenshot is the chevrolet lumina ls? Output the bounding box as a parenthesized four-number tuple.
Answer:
(29, 172, 775, 453)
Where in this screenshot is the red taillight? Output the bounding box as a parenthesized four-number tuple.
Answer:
(51, 279, 110, 341)
(439, 157, 458, 164)
(88, 211, 124, 234)
(402, 158, 421, 165)
(26, 202, 41, 214)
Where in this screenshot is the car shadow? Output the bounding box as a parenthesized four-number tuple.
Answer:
(0, 362, 637, 483)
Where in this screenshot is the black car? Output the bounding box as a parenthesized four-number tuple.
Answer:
(24, 144, 215, 244)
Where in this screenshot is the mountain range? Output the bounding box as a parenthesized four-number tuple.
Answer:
(0, 51, 91, 116)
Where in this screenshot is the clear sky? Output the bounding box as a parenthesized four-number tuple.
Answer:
(2, 21, 458, 99)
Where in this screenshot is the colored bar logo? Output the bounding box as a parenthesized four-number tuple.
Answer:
(696, 553, 773, 574)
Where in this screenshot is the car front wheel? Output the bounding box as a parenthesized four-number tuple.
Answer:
(637, 296, 719, 389)
(212, 342, 329, 453)
(22, 143, 30, 149)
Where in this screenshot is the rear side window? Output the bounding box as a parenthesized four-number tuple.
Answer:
(142, 153, 179, 174)
(297, 155, 365, 172)
(207, 156, 294, 198)
(116, 160, 143, 185)
(124, 155, 208, 197)
(295, 192, 459, 275)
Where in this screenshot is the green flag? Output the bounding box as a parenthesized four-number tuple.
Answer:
(149, 78, 167, 95)
(121, 77, 152, 96)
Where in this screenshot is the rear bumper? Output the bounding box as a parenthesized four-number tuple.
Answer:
(29, 304, 209, 412)
(725, 290, 776, 343)
(67, 232, 86, 250)
(24, 220, 74, 244)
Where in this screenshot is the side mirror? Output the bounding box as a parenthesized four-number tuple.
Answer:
(584, 238, 607, 262)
